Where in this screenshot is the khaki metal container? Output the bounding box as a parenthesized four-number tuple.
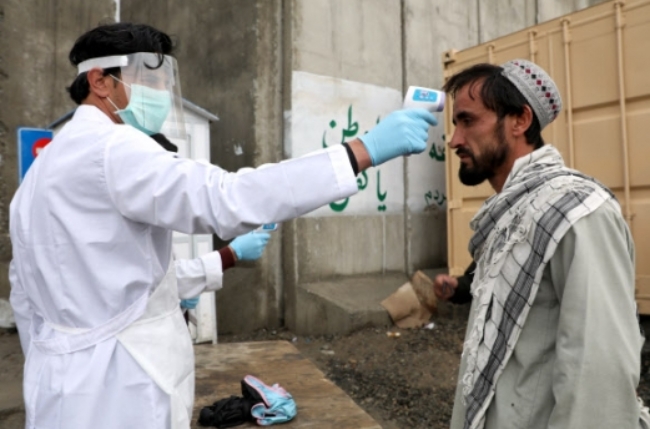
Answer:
(442, 0, 650, 313)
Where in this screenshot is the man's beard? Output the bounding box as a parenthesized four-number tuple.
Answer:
(458, 121, 509, 186)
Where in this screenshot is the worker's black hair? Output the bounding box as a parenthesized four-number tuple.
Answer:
(67, 23, 174, 104)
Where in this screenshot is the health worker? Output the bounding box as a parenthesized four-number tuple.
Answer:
(9, 22, 437, 429)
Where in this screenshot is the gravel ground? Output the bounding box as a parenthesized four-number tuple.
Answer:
(219, 318, 467, 428)
(3, 317, 650, 429)
(222, 316, 650, 429)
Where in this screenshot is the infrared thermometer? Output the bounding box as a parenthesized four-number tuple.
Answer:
(403, 86, 445, 112)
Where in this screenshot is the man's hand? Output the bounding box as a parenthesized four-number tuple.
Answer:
(358, 108, 437, 167)
(180, 296, 200, 309)
(229, 231, 271, 261)
(434, 274, 458, 301)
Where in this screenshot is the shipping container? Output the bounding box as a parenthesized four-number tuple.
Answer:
(442, 0, 650, 312)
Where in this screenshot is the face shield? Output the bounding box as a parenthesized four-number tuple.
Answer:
(77, 53, 186, 141)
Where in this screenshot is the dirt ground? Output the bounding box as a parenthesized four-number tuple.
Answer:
(3, 316, 650, 429)
(216, 315, 650, 429)
(220, 318, 467, 429)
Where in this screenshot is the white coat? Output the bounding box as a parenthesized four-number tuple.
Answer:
(9, 105, 358, 429)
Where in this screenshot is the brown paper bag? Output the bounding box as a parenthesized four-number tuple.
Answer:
(380, 271, 437, 329)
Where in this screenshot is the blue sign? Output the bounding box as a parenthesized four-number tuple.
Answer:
(17, 127, 53, 182)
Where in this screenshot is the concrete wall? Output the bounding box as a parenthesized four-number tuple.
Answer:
(0, 0, 116, 298)
(538, 0, 609, 22)
(281, 0, 406, 331)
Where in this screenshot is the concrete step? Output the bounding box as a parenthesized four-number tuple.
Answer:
(294, 270, 448, 336)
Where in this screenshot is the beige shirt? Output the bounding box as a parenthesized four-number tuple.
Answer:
(451, 199, 644, 429)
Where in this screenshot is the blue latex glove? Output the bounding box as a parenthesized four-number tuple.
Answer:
(358, 108, 438, 166)
(229, 231, 271, 261)
(180, 296, 200, 309)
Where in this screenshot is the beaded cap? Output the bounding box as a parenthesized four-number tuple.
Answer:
(501, 59, 562, 129)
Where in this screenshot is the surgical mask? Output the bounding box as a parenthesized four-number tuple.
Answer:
(108, 76, 172, 135)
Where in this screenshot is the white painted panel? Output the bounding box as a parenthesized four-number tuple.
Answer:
(290, 71, 404, 216)
(183, 109, 203, 125)
(194, 235, 213, 256)
(406, 121, 447, 213)
(188, 318, 198, 341)
(185, 130, 217, 343)
(192, 123, 210, 162)
(194, 291, 217, 344)
(168, 116, 217, 344)
(172, 236, 192, 260)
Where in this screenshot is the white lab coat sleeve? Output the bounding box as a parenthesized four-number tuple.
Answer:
(103, 129, 358, 239)
(9, 259, 33, 356)
(175, 251, 224, 299)
(548, 201, 641, 429)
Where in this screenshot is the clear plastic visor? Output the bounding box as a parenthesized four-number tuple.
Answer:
(78, 53, 186, 140)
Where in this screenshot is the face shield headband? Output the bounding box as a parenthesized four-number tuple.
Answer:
(77, 53, 186, 140)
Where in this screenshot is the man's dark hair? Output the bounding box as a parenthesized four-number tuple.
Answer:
(442, 63, 544, 148)
(67, 23, 174, 104)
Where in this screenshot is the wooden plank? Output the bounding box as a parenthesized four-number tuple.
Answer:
(192, 341, 381, 429)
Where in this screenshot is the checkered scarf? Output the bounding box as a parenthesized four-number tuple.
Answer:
(461, 145, 614, 429)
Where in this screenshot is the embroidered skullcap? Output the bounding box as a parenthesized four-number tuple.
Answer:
(501, 59, 562, 129)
